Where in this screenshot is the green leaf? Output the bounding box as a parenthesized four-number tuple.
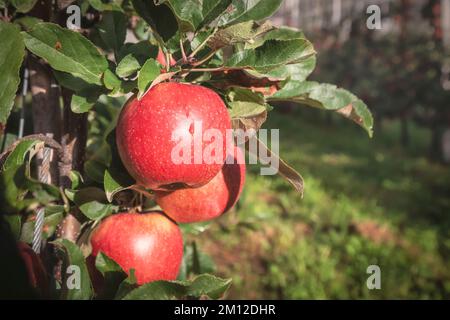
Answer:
(197, 0, 232, 29)
(85, 158, 108, 184)
(207, 20, 273, 49)
(262, 56, 316, 81)
(94, 251, 129, 299)
(131, 0, 178, 43)
(226, 38, 315, 73)
(0, 21, 25, 129)
(0, 164, 29, 213)
(54, 71, 105, 113)
(103, 129, 135, 202)
(103, 74, 136, 97)
(53, 239, 93, 300)
(186, 274, 231, 299)
(11, 141, 61, 203)
(84, 162, 107, 184)
(228, 101, 267, 119)
(0, 140, 60, 213)
(241, 27, 316, 81)
(71, 92, 100, 113)
(116, 54, 141, 78)
(96, 10, 127, 55)
(23, 22, 108, 85)
(10, 0, 38, 13)
(2, 140, 40, 170)
(269, 80, 320, 99)
(4, 214, 21, 240)
(14, 16, 42, 31)
(245, 26, 305, 49)
(72, 187, 113, 220)
(102, 69, 121, 91)
(227, 86, 265, 104)
(53, 70, 94, 92)
(45, 204, 66, 216)
(69, 170, 84, 189)
(114, 270, 138, 299)
(26, 178, 61, 205)
(65, 189, 76, 202)
(88, 0, 123, 11)
(119, 40, 158, 61)
(268, 81, 374, 136)
(217, 0, 283, 26)
(190, 29, 213, 52)
(231, 95, 268, 133)
(160, 0, 235, 32)
(137, 58, 161, 99)
(95, 251, 124, 276)
(122, 274, 231, 300)
(104, 169, 134, 202)
(158, 0, 204, 32)
(116, 41, 158, 78)
(256, 137, 304, 195)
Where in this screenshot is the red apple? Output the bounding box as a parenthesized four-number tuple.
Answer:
(116, 82, 231, 190)
(90, 211, 183, 285)
(17, 241, 49, 297)
(156, 48, 176, 70)
(155, 145, 246, 223)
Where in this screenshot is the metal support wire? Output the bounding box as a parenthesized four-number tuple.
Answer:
(32, 147, 51, 253)
(18, 68, 29, 139)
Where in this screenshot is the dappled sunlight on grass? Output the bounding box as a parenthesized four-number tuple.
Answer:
(190, 110, 450, 299)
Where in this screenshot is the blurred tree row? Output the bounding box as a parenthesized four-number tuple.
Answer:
(314, 0, 450, 162)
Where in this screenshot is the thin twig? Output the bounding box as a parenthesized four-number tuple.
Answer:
(192, 49, 219, 67)
(185, 66, 248, 73)
(165, 51, 171, 72)
(130, 185, 155, 200)
(180, 37, 188, 63)
(188, 28, 217, 59)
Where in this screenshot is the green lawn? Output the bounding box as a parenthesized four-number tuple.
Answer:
(188, 109, 450, 299)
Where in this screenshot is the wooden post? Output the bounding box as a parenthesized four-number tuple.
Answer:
(442, 0, 450, 49)
(28, 58, 61, 185)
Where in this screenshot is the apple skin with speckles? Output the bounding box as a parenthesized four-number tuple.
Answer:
(155, 146, 246, 223)
(90, 211, 183, 285)
(116, 82, 231, 190)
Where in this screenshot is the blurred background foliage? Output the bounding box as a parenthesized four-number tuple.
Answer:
(185, 0, 450, 299)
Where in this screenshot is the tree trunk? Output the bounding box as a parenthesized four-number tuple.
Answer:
(59, 88, 88, 188)
(57, 88, 88, 243)
(442, 127, 450, 163)
(28, 57, 61, 185)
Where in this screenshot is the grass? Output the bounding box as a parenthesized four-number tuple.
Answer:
(187, 108, 450, 299)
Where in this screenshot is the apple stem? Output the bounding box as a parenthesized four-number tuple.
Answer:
(164, 52, 171, 72)
(180, 37, 188, 63)
(130, 185, 155, 200)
